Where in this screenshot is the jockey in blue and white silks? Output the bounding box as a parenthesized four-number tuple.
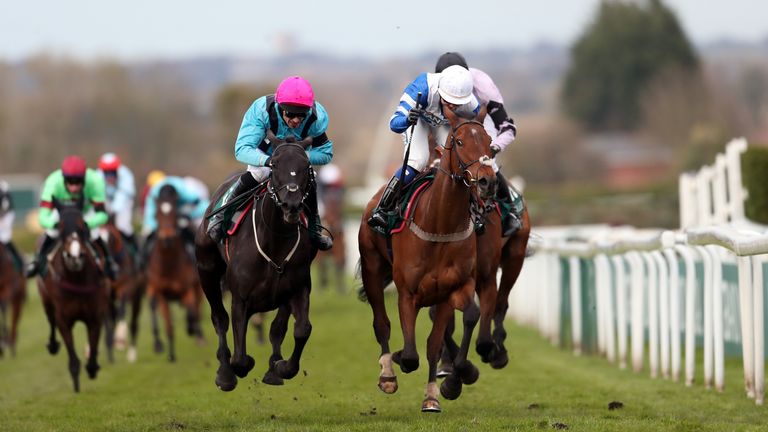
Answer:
(367, 65, 479, 231)
(205, 75, 334, 251)
(434, 52, 522, 236)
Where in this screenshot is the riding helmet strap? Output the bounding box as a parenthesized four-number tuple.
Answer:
(259, 94, 318, 153)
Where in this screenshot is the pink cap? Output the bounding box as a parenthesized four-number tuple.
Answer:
(275, 76, 314, 108)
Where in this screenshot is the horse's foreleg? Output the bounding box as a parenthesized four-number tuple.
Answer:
(158, 297, 175, 362)
(127, 280, 144, 363)
(430, 305, 457, 378)
(85, 320, 101, 379)
(274, 287, 312, 381)
(41, 293, 59, 355)
(182, 285, 204, 342)
(262, 304, 290, 385)
(452, 299, 480, 387)
(423, 301, 453, 413)
(197, 260, 234, 391)
(229, 297, 254, 378)
(393, 293, 419, 374)
(476, 277, 498, 363)
(0, 302, 7, 357)
(492, 248, 526, 369)
(148, 292, 164, 354)
(58, 319, 81, 393)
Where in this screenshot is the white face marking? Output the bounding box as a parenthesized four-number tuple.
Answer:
(69, 239, 81, 258)
(160, 202, 172, 214)
(290, 171, 296, 176)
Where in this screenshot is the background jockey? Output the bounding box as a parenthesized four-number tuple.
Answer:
(141, 174, 209, 260)
(367, 65, 479, 231)
(435, 52, 521, 236)
(97, 152, 139, 255)
(26, 155, 118, 279)
(317, 163, 345, 219)
(206, 75, 334, 251)
(0, 180, 24, 272)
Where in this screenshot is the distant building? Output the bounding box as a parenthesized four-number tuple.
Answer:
(584, 133, 674, 188)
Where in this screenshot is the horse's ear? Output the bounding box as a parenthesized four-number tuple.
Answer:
(299, 136, 313, 150)
(266, 130, 282, 147)
(475, 104, 487, 124)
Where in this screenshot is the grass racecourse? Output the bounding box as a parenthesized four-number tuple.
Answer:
(1, 275, 767, 432)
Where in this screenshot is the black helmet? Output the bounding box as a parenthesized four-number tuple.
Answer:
(435, 52, 468, 73)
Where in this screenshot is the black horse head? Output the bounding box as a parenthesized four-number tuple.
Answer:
(265, 131, 313, 224)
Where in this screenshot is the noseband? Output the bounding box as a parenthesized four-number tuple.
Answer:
(437, 120, 494, 188)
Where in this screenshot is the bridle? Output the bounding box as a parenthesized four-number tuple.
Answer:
(265, 143, 313, 208)
(436, 120, 494, 188)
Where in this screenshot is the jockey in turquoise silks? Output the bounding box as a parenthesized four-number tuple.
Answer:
(206, 75, 334, 251)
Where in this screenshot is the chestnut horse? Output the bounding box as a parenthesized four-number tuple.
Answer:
(358, 107, 497, 413)
(0, 241, 25, 357)
(104, 217, 145, 363)
(37, 203, 111, 392)
(145, 184, 204, 362)
(196, 135, 316, 391)
(317, 181, 346, 292)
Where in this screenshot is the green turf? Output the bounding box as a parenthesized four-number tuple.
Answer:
(1, 276, 766, 432)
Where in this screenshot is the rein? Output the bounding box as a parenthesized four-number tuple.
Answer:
(252, 198, 301, 274)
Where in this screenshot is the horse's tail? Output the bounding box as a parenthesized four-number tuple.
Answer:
(354, 258, 393, 303)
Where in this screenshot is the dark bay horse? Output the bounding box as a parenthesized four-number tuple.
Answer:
(104, 217, 144, 362)
(358, 107, 497, 413)
(0, 241, 26, 357)
(146, 184, 204, 362)
(317, 180, 346, 292)
(37, 204, 111, 392)
(196, 135, 316, 391)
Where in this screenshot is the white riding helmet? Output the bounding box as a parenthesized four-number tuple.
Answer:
(438, 65, 474, 105)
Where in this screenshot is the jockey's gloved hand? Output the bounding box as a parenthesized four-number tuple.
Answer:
(407, 107, 423, 126)
(490, 144, 501, 156)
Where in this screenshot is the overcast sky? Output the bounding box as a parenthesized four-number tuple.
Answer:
(2, 0, 766, 61)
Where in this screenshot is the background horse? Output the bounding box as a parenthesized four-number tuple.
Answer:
(104, 216, 145, 363)
(145, 184, 204, 362)
(37, 203, 111, 392)
(196, 135, 316, 391)
(0, 241, 25, 357)
(317, 179, 346, 293)
(358, 107, 497, 413)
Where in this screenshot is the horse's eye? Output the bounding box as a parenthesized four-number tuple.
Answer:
(456, 139, 463, 147)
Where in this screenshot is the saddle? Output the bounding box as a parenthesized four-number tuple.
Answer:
(219, 182, 308, 238)
(372, 169, 525, 237)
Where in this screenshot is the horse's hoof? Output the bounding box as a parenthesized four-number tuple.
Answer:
(476, 340, 496, 363)
(127, 347, 137, 363)
(168, 353, 176, 363)
(490, 350, 509, 370)
(436, 362, 454, 378)
(262, 369, 285, 386)
(86, 363, 100, 379)
(216, 367, 237, 391)
(275, 360, 299, 380)
(377, 375, 398, 394)
(47, 340, 60, 355)
(421, 397, 442, 413)
(440, 375, 463, 400)
(154, 340, 164, 354)
(392, 351, 419, 373)
(232, 355, 255, 378)
(456, 361, 479, 385)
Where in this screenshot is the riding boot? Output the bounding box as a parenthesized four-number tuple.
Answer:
(25, 234, 56, 278)
(367, 176, 401, 230)
(94, 237, 119, 280)
(306, 186, 333, 251)
(3, 241, 24, 273)
(207, 172, 258, 243)
(495, 171, 521, 237)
